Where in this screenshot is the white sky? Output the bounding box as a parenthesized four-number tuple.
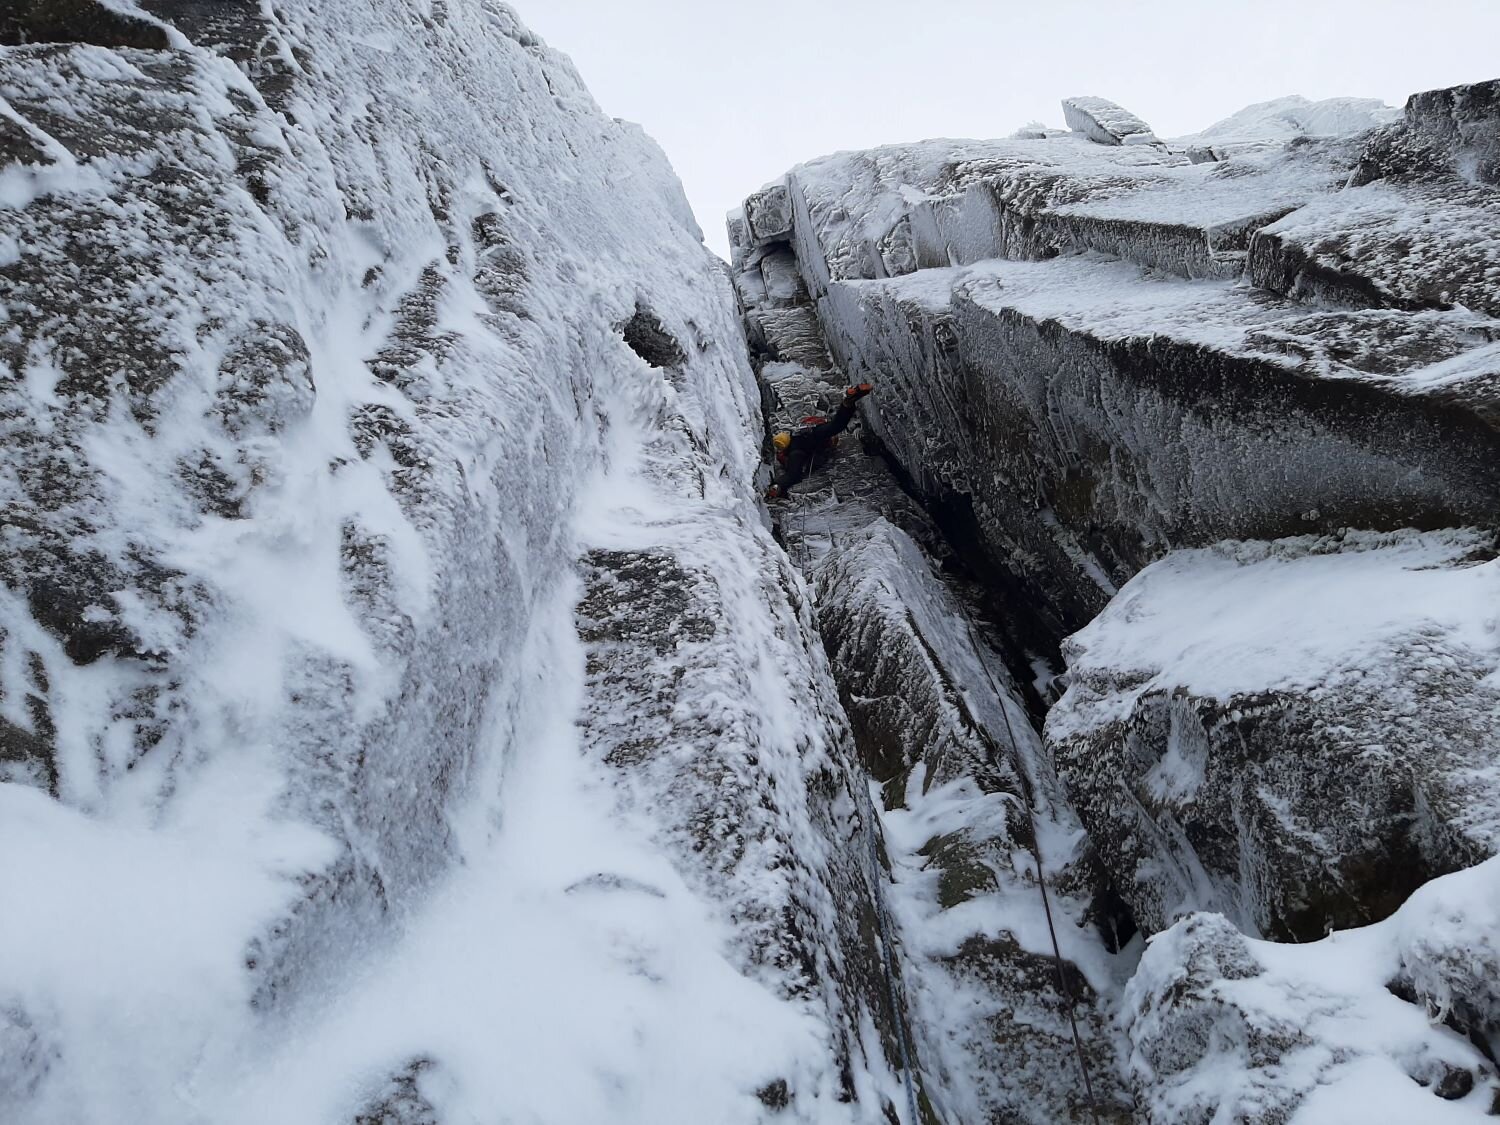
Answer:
(521, 1, 1500, 259)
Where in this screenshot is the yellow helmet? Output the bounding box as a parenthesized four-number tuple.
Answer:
(772, 432, 791, 451)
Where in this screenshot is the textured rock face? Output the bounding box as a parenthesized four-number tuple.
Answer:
(755, 119, 1500, 633)
(753, 359, 1136, 1123)
(1045, 529, 1500, 941)
(1124, 870, 1500, 1123)
(734, 77, 1500, 1124)
(0, 4, 921, 1122)
(1062, 96, 1158, 146)
(1253, 79, 1500, 319)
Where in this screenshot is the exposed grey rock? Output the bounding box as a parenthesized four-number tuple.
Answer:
(745, 180, 795, 246)
(351, 1058, 441, 1125)
(575, 538, 934, 1114)
(1252, 80, 1500, 318)
(1, 4, 937, 1119)
(1, 0, 171, 49)
(821, 256, 1499, 632)
(1125, 879, 1500, 1123)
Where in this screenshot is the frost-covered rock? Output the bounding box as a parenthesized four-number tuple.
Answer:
(1046, 529, 1500, 940)
(1124, 863, 1500, 1122)
(731, 72, 1500, 1125)
(756, 362, 1136, 1122)
(1062, 96, 1159, 146)
(1174, 94, 1401, 156)
(741, 88, 1500, 631)
(1253, 79, 1500, 317)
(743, 179, 795, 248)
(0, 3, 929, 1122)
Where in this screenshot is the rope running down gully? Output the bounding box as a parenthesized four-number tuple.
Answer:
(783, 487, 1103, 1125)
(786, 497, 923, 1125)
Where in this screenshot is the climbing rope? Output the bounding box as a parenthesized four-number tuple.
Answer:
(954, 608, 1104, 1125)
(861, 790, 925, 1125)
(783, 497, 924, 1125)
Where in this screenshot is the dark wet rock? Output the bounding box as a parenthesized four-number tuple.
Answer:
(619, 306, 686, 369)
(351, 1058, 440, 1125)
(756, 1077, 792, 1110)
(140, 0, 298, 111)
(1, 0, 170, 50)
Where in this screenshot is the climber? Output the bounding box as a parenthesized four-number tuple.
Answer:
(765, 383, 874, 500)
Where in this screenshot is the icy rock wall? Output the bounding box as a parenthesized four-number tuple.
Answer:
(753, 361, 1137, 1123)
(741, 92, 1500, 635)
(0, 3, 924, 1122)
(735, 82, 1500, 1123)
(1046, 528, 1500, 942)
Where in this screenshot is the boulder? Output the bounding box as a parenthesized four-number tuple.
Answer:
(1046, 529, 1500, 940)
(1124, 864, 1500, 1122)
(1062, 96, 1159, 146)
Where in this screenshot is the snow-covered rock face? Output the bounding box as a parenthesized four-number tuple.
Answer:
(1124, 868, 1500, 1123)
(1062, 96, 1159, 147)
(738, 87, 1500, 638)
(1046, 529, 1500, 941)
(0, 4, 925, 1121)
(733, 79, 1499, 1123)
(753, 361, 1137, 1123)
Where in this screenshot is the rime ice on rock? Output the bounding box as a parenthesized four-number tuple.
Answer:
(733, 70, 1500, 1125)
(1046, 529, 1500, 941)
(0, 3, 928, 1122)
(1062, 95, 1159, 146)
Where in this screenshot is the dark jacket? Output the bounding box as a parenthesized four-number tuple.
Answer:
(772, 397, 859, 494)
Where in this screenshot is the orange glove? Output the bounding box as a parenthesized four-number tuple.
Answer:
(846, 382, 874, 398)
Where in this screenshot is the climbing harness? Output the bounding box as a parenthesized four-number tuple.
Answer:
(784, 495, 923, 1125)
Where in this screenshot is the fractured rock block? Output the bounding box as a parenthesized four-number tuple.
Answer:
(1047, 529, 1500, 941)
(1405, 77, 1500, 186)
(1062, 96, 1158, 146)
(744, 181, 793, 246)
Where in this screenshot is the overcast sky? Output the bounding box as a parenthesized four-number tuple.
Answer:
(521, 1, 1500, 258)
